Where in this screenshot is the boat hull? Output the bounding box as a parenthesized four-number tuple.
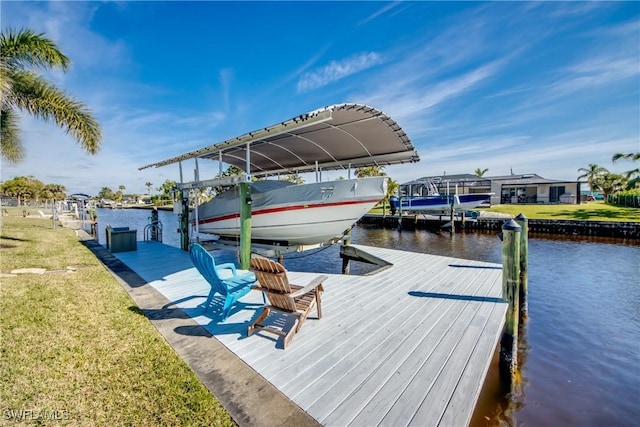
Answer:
(457, 193, 492, 210)
(194, 177, 387, 245)
(389, 193, 491, 213)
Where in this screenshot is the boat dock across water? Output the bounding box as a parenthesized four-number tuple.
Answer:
(90, 237, 506, 426)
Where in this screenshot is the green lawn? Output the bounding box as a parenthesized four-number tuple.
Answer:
(0, 213, 234, 426)
(369, 201, 640, 222)
(480, 201, 640, 222)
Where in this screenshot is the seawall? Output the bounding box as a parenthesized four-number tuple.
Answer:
(358, 215, 639, 239)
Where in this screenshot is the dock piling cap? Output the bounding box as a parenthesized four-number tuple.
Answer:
(502, 219, 522, 231)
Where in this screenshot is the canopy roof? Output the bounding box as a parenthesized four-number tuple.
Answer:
(139, 103, 419, 177)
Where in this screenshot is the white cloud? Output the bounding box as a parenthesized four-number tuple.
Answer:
(358, 1, 404, 26)
(366, 60, 502, 123)
(296, 52, 383, 93)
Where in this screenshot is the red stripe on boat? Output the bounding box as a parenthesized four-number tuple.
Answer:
(197, 198, 380, 225)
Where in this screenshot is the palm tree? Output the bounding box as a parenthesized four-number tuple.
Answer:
(577, 164, 608, 191)
(145, 182, 153, 195)
(42, 183, 66, 207)
(1, 28, 101, 163)
(594, 173, 627, 201)
(116, 185, 125, 203)
(474, 168, 489, 177)
(612, 152, 639, 181)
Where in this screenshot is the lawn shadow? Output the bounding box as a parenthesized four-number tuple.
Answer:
(0, 235, 31, 242)
(542, 207, 640, 220)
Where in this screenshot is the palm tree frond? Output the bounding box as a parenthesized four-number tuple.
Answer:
(1, 109, 25, 163)
(0, 28, 69, 72)
(612, 152, 640, 162)
(9, 71, 101, 154)
(0, 62, 13, 105)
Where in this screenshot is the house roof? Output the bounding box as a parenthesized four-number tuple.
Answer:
(404, 173, 580, 186)
(139, 103, 419, 177)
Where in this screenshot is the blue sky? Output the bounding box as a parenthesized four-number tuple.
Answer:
(2, 1, 639, 195)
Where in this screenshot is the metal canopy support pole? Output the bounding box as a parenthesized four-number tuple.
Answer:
(219, 151, 223, 176)
(245, 142, 251, 177)
(239, 182, 252, 269)
(397, 190, 403, 232)
(179, 161, 183, 184)
(239, 143, 252, 269)
(348, 163, 351, 179)
(315, 161, 319, 183)
(194, 165, 200, 240)
(449, 195, 455, 235)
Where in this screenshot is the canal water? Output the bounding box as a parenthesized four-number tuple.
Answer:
(96, 208, 640, 426)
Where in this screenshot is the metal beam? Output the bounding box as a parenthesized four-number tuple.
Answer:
(139, 110, 333, 170)
(176, 174, 249, 190)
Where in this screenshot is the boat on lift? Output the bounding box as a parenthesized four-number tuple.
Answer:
(194, 176, 388, 245)
(389, 179, 491, 214)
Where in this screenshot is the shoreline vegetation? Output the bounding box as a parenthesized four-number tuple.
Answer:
(0, 212, 234, 426)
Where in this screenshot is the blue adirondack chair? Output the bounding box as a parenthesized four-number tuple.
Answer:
(189, 243, 257, 321)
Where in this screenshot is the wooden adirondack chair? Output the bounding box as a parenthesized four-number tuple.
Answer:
(248, 256, 327, 348)
(189, 243, 257, 322)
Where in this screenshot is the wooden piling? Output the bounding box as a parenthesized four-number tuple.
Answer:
(341, 229, 352, 275)
(515, 213, 529, 320)
(180, 193, 189, 251)
(397, 195, 403, 232)
(239, 182, 252, 270)
(500, 219, 521, 386)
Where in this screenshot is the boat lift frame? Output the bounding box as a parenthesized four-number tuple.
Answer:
(139, 103, 420, 268)
(173, 150, 345, 267)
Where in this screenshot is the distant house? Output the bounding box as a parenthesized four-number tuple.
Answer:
(403, 173, 583, 205)
(0, 195, 18, 207)
(137, 195, 152, 205)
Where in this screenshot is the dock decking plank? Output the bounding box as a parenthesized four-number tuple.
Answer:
(438, 302, 504, 427)
(405, 301, 496, 426)
(289, 261, 489, 398)
(259, 266, 474, 390)
(109, 241, 506, 427)
(336, 273, 496, 426)
(310, 272, 484, 423)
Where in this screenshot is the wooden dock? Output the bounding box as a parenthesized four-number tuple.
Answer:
(110, 241, 506, 427)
